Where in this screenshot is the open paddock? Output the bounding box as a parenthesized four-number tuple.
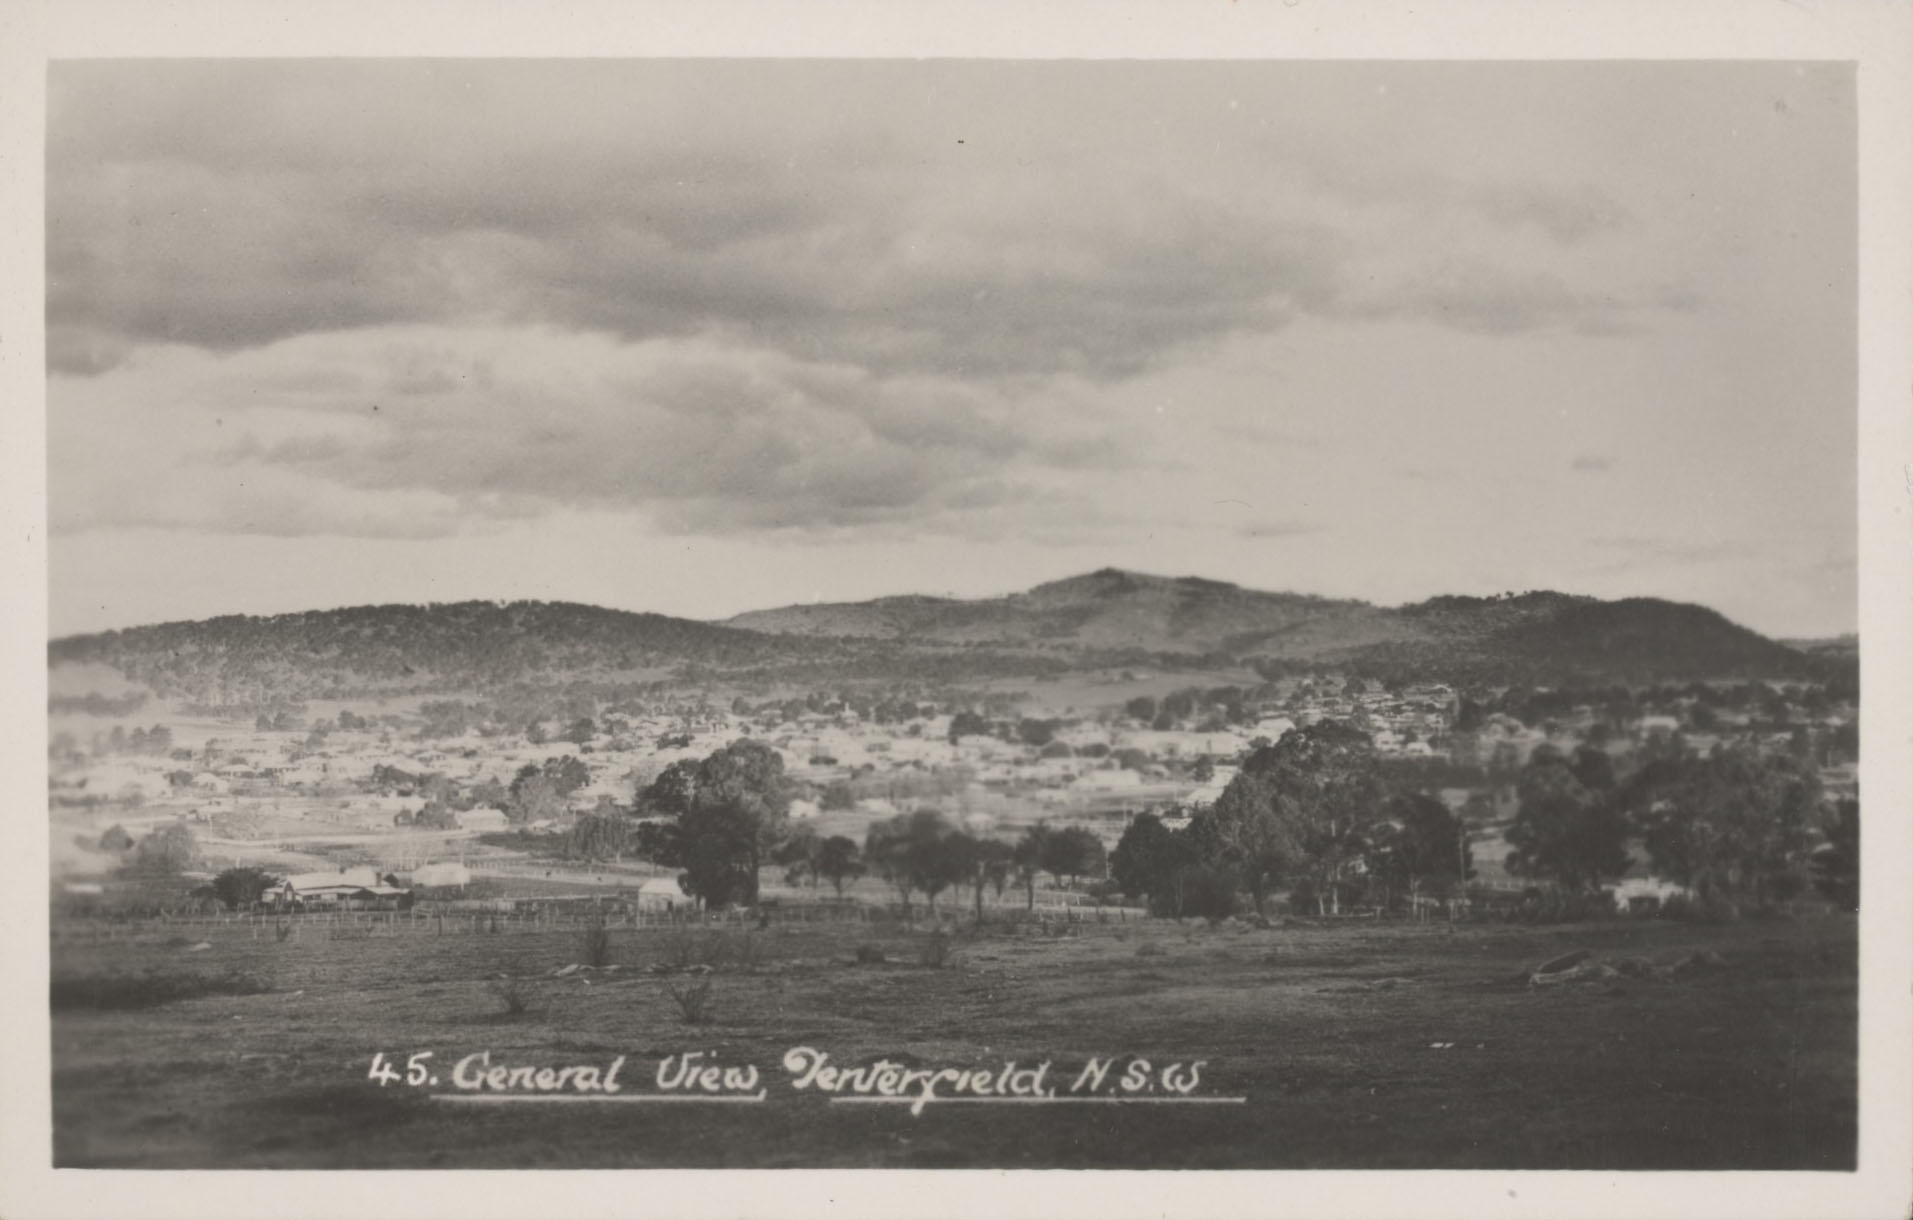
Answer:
(49, 908, 1856, 1169)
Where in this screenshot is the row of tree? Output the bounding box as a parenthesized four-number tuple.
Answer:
(1103, 720, 1856, 919)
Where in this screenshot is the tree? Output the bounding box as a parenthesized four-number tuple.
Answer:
(469, 775, 508, 811)
(569, 812, 633, 862)
(1017, 718, 1059, 748)
(669, 739, 791, 907)
(128, 823, 199, 877)
(1812, 797, 1859, 911)
(638, 758, 702, 818)
(209, 866, 280, 910)
(1365, 793, 1473, 908)
(1110, 812, 1199, 909)
(415, 800, 460, 830)
(966, 837, 1015, 923)
(1124, 695, 1158, 724)
(1038, 826, 1106, 889)
(816, 835, 866, 898)
(542, 755, 591, 797)
(506, 771, 565, 824)
(865, 809, 971, 917)
(1504, 750, 1629, 892)
(1193, 720, 1385, 914)
(775, 825, 824, 886)
(1190, 756, 1216, 784)
(1012, 823, 1054, 910)
(1635, 748, 1821, 907)
(948, 711, 990, 743)
(564, 717, 598, 746)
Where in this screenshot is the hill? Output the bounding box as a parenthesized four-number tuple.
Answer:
(49, 571, 1831, 704)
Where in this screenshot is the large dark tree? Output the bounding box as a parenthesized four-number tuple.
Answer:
(1037, 826, 1107, 888)
(1504, 748, 1630, 892)
(865, 809, 972, 917)
(1365, 792, 1474, 908)
(816, 834, 867, 898)
(1193, 719, 1385, 914)
(209, 866, 280, 910)
(1635, 747, 1821, 906)
(630, 740, 790, 908)
(1110, 812, 1200, 908)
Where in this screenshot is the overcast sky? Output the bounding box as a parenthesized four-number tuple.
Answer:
(47, 59, 1856, 639)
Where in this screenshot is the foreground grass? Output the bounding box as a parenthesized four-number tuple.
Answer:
(50, 912, 1856, 1169)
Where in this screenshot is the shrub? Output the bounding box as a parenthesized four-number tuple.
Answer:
(1134, 941, 1165, 958)
(579, 915, 614, 968)
(918, 929, 954, 969)
(489, 975, 542, 1017)
(665, 973, 716, 1024)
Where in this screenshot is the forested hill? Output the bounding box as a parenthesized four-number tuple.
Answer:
(49, 573, 1837, 704)
(729, 570, 1828, 684)
(47, 601, 801, 703)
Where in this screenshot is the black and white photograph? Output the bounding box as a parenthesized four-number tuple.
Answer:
(5, 3, 1911, 1218)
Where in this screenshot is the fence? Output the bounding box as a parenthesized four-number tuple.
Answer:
(50, 896, 1151, 943)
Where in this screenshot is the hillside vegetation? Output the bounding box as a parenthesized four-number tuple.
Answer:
(49, 570, 1833, 704)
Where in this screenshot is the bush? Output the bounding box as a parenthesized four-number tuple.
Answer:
(489, 975, 543, 1017)
(918, 929, 954, 969)
(665, 973, 717, 1024)
(579, 915, 614, 968)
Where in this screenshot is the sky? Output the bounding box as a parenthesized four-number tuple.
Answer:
(46, 59, 1857, 639)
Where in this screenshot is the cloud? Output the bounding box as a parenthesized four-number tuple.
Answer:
(1464, 181, 1632, 244)
(47, 63, 1336, 381)
(48, 61, 1695, 381)
(1570, 453, 1615, 473)
(50, 325, 1139, 540)
(1338, 262, 1695, 337)
(1235, 518, 1324, 540)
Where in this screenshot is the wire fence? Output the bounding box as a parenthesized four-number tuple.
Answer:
(49, 896, 1148, 943)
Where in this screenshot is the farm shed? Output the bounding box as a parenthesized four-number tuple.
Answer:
(634, 876, 688, 911)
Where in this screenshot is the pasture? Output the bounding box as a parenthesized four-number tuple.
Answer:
(49, 909, 1856, 1169)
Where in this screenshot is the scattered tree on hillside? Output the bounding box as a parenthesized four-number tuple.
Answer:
(127, 822, 199, 877)
(947, 711, 990, 743)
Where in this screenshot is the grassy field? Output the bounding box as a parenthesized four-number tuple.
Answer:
(49, 910, 1856, 1169)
